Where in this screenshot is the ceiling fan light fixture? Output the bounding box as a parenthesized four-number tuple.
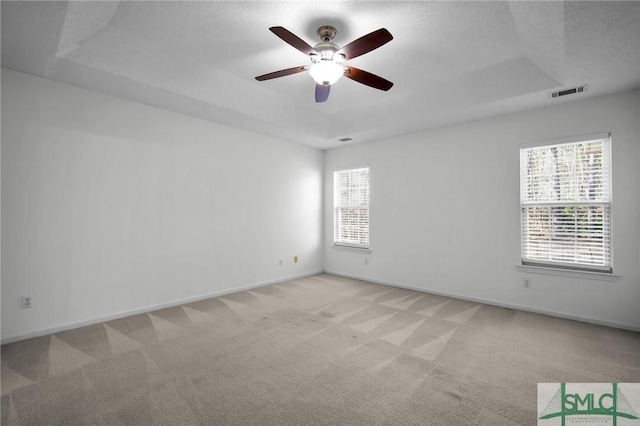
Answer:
(256, 26, 394, 101)
(309, 61, 344, 86)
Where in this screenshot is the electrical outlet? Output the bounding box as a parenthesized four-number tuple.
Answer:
(21, 296, 33, 309)
(523, 279, 531, 288)
(279, 258, 283, 266)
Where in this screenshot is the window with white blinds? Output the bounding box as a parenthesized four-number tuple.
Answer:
(520, 134, 612, 272)
(334, 167, 370, 248)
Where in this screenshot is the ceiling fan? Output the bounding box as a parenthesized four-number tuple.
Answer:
(255, 26, 393, 103)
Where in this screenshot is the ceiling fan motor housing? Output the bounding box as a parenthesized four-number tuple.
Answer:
(312, 26, 345, 63)
(311, 42, 341, 62)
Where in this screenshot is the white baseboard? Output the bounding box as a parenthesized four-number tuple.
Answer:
(324, 270, 640, 333)
(1, 270, 324, 345)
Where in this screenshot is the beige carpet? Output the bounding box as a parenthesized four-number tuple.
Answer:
(2, 274, 639, 425)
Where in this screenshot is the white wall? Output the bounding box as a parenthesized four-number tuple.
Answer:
(3, 69, 638, 343)
(324, 90, 640, 330)
(1, 69, 324, 342)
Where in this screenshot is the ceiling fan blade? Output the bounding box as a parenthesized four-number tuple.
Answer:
(338, 28, 393, 60)
(344, 66, 393, 91)
(255, 66, 307, 81)
(315, 84, 330, 103)
(270, 26, 317, 56)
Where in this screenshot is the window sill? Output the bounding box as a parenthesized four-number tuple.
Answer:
(515, 265, 620, 282)
(332, 244, 372, 254)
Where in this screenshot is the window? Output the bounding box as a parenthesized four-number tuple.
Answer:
(520, 134, 612, 272)
(334, 167, 369, 249)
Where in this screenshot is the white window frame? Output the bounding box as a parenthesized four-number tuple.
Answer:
(519, 133, 612, 273)
(333, 166, 370, 250)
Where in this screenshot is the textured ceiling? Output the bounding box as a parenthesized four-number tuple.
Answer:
(2, 1, 639, 149)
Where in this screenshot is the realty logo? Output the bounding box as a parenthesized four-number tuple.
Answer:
(538, 383, 640, 426)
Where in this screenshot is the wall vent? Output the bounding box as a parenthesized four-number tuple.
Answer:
(338, 137, 353, 142)
(549, 85, 587, 99)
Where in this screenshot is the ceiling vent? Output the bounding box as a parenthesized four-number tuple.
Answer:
(549, 85, 587, 99)
(338, 137, 353, 142)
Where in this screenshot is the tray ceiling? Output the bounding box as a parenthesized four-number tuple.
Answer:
(2, 1, 639, 149)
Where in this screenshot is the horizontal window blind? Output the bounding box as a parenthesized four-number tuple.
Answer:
(520, 136, 611, 272)
(334, 167, 369, 248)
